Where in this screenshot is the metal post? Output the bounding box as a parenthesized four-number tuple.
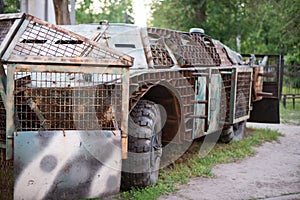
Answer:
(70, 0, 76, 25)
(292, 94, 295, 109)
(121, 68, 130, 159)
(6, 64, 15, 160)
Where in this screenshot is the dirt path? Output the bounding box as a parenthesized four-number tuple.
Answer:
(159, 123, 300, 200)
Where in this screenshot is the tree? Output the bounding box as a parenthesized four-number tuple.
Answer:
(150, 0, 300, 65)
(2, 0, 19, 13)
(0, 0, 4, 14)
(53, 0, 71, 24)
(151, 0, 206, 31)
(76, 0, 134, 24)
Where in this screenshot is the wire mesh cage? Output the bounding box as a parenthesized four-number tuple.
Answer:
(147, 28, 221, 67)
(221, 71, 233, 122)
(0, 19, 15, 45)
(14, 71, 123, 132)
(0, 13, 131, 165)
(235, 71, 252, 119)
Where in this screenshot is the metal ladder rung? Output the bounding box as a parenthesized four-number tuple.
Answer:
(192, 72, 209, 77)
(191, 100, 208, 104)
(188, 115, 207, 119)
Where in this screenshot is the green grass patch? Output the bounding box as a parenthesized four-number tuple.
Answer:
(280, 98, 300, 125)
(119, 128, 281, 200)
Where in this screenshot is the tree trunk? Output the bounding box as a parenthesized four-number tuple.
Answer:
(0, 0, 4, 14)
(195, 0, 206, 23)
(53, 0, 70, 25)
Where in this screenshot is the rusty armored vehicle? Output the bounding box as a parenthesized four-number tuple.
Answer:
(0, 13, 282, 199)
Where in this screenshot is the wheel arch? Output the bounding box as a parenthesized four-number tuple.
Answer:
(131, 81, 184, 144)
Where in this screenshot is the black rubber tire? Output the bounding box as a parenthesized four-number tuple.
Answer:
(219, 126, 234, 143)
(219, 120, 246, 143)
(121, 100, 162, 190)
(232, 120, 246, 141)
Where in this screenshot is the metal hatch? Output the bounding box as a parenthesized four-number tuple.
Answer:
(243, 54, 283, 123)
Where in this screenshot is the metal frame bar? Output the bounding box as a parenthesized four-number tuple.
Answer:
(6, 64, 15, 159)
(229, 67, 237, 123)
(3, 62, 130, 160)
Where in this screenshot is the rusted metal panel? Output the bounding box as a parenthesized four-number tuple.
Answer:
(243, 54, 282, 123)
(213, 40, 233, 66)
(8, 55, 132, 66)
(0, 13, 133, 66)
(147, 28, 221, 67)
(220, 67, 252, 125)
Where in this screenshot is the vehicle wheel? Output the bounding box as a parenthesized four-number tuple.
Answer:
(219, 126, 234, 143)
(232, 120, 246, 141)
(219, 120, 246, 143)
(121, 100, 162, 190)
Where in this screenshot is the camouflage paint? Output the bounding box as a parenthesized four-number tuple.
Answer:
(14, 130, 121, 199)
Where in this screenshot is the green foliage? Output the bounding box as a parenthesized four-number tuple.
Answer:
(151, 0, 206, 31)
(3, 0, 19, 13)
(280, 96, 300, 125)
(119, 128, 281, 200)
(150, 0, 300, 65)
(76, 0, 133, 24)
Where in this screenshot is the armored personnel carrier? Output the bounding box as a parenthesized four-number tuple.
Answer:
(0, 13, 282, 199)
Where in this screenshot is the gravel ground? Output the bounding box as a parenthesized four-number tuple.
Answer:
(159, 123, 300, 200)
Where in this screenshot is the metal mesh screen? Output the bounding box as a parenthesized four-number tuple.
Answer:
(221, 72, 232, 122)
(0, 97, 5, 143)
(0, 19, 14, 45)
(235, 72, 251, 119)
(190, 34, 221, 66)
(14, 72, 122, 131)
(12, 18, 122, 60)
(150, 44, 174, 67)
(147, 28, 221, 67)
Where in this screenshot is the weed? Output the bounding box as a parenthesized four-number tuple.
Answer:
(280, 98, 300, 125)
(119, 128, 281, 200)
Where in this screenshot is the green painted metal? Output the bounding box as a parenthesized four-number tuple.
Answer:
(6, 64, 15, 159)
(0, 65, 6, 107)
(229, 67, 238, 123)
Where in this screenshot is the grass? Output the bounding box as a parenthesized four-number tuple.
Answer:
(119, 128, 282, 200)
(280, 98, 300, 125)
(280, 84, 300, 125)
(0, 159, 13, 200)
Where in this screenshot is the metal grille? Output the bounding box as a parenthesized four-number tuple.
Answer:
(14, 72, 122, 131)
(0, 96, 5, 143)
(0, 19, 14, 45)
(190, 34, 221, 66)
(12, 18, 123, 60)
(0, 149, 13, 200)
(235, 72, 251, 119)
(150, 44, 174, 67)
(147, 28, 221, 67)
(221, 72, 232, 122)
(214, 40, 233, 66)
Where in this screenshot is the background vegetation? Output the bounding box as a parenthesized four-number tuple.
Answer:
(151, 0, 300, 66)
(1, 0, 299, 65)
(76, 0, 133, 24)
